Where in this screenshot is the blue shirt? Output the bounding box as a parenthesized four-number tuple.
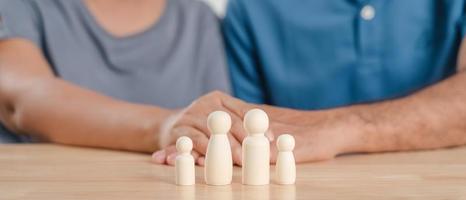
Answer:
(224, 0, 466, 109)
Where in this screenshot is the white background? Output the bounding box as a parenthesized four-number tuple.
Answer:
(200, 0, 228, 17)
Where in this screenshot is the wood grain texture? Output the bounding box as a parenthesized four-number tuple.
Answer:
(0, 144, 465, 200)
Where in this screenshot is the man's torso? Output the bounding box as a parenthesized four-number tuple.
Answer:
(226, 0, 465, 109)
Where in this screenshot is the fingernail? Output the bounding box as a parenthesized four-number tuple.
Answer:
(152, 150, 166, 164)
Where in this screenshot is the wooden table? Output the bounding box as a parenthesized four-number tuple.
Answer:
(0, 144, 465, 200)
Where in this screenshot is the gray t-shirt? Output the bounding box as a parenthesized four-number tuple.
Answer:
(0, 0, 230, 143)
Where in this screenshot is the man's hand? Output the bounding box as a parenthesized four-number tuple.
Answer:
(268, 116, 363, 163)
(223, 97, 362, 163)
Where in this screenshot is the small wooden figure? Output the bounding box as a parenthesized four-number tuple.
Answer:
(275, 134, 296, 184)
(175, 136, 195, 186)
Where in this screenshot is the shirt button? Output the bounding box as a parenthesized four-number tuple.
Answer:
(360, 5, 375, 21)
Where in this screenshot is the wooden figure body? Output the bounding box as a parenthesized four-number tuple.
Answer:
(175, 136, 195, 186)
(242, 109, 270, 185)
(204, 111, 233, 185)
(275, 134, 296, 185)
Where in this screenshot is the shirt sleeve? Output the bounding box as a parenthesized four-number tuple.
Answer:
(0, 0, 42, 46)
(222, 0, 266, 104)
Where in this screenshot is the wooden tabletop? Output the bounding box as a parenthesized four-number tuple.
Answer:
(0, 144, 465, 200)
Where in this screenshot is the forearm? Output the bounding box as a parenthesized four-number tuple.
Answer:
(256, 72, 466, 155)
(343, 72, 466, 153)
(0, 39, 172, 152)
(9, 78, 171, 152)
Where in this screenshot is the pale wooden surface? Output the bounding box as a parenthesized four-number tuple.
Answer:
(0, 144, 465, 200)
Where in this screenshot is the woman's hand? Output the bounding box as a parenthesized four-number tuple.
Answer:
(152, 91, 245, 165)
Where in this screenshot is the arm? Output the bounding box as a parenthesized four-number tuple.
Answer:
(0, 39, 171, 152)
(346, 59, 466, 153)
(286, 39, 466, 159)
(221, 39, 466, 163)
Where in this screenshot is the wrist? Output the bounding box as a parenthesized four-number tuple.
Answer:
(157, 108, 183, 149)
(135, 106, 174, 152)
(329, 106, 375, 154)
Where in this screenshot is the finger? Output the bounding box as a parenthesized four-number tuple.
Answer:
(229, 112, 248, 143)
(173, 126, 209, 155)
(269, 141, 278, 164)
(191, 150, 200, 161)
(166, 153, 177, 166)
(221, 95, 248, 117)
(197, 156, 205, 166)
(176, 114, 210, 138)
(151, 150, 166, 164)
(164, 145, 177, 165)
(265, 129, 275, 142)
(227, 132, 243, 166)
(165, 145, 177, 154)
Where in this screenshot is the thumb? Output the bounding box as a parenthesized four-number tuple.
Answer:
(266, 129, 275, 142)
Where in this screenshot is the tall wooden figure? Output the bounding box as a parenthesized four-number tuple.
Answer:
(204, 111, 233, 185)
(242, 108, 270, 185)
(275, 134, 296, 184)
(175, 136, 195, 186)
